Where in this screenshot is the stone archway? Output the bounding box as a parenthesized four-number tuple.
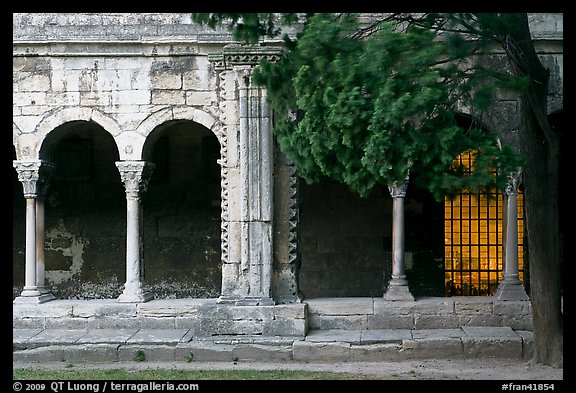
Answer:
(141, 120, 222, 298)
(35, 120, 124, 299)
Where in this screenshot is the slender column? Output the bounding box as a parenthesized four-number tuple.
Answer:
(13, 160, 56, 304)
(116, 161, 155, 303)
(383, 178, 415, 301)
(495, 169, 529, 300)
(36, 186, 55, 301)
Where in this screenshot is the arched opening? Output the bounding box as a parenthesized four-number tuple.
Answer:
(33, 120, 124, 299)
(443, 116, 526, 296)
(142, 120, 222, 298)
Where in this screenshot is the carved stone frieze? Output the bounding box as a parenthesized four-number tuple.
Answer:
(208, 45, 283, 71)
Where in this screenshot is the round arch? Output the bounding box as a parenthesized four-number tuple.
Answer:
(16, 108, 122, 161)
(130, 107, 225, 161)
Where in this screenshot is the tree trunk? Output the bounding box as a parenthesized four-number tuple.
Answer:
(504, 14, 563, 367)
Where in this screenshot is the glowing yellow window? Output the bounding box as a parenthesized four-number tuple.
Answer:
(444, 150, 525, 296)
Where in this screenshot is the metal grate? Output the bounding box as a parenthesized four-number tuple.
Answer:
(444, 150, 524, 296)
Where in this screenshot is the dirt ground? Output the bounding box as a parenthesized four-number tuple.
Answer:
(13, 358, 563, 381)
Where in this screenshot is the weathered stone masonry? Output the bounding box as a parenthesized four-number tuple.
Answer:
(13, 13, 562, 335)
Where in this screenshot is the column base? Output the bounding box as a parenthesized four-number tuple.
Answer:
(494, 280, 530, 301)
(117, 290, 154, 303)
(13, 292, 56, 304)
(217, 295, 275, 306)
(383, 279, 415, 301)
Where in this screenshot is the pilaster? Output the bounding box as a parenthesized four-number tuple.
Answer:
(211, 45, 282, 306)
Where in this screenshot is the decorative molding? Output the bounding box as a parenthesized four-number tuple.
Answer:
(209, 45, 283, 71)
(13, 160, 55, 198)
(287, 160, 300, 266)
(115, 161, 155, 200)
(388, 177, 409, 198)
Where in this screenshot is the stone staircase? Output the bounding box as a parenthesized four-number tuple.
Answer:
(13, 297, 534, 363)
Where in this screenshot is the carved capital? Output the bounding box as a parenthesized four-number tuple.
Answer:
(388, 177, 409, 198)
(13, 160, 55, 199)
(116, 161, 155, 200)
(504, 169, 522, 196)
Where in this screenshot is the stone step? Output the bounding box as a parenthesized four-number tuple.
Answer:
(13, 327, 534, 363)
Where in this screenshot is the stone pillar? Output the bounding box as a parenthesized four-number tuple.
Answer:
(237, 65, 274, 306)
(383, 178, 415, 301)
(210, 45, 283, 305)
(495, 169, 529, 301)
(116, 161, 155, 303)
(13, 160, 56, 304)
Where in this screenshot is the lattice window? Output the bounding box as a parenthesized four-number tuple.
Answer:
(444, 150, 525, 296)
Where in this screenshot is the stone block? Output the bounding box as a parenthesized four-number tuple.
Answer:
(306, 297, 374, 315)
(454, 297, 494, 315)
(306, 329, 362, 344)
(127, 329, 188, 345)
(152, 73, 182, 89)
(186, 91, 217, 106)
(349, 343, 403, 361)
(462, 337, 522, 358)
(44, 318, 89, 330)
(232, 344, 293, 361)
(151, 90, 185, 105)
(175, 342, 235, 362)
(373, 298, 416, 315)
(401, 338, 464, 359)
(72, 300, 137, 318)
(62, 344, 120, 363)
(264, 317, 307, 337)
(118, 345, 176, 362)
(366, 313, 414, 330)
(76, 328, 138, 344)
(411, 297, 455, 314)
(13, 346, 66, 363)
(516, 331, 535, 359)
(138, 299, 205, 316)
(292, 340, 351, 361)
(309, 314, 369, 330)
(413, 314, 462, 329)
(360, 329, 411, 344)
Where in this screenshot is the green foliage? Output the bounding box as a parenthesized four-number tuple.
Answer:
(133, 350, 145, 362)
(192, 13, 300, 44)
(14, 368, 363, 380)
(195, 13, 526, 200)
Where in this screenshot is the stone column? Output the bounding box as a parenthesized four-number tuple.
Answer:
(13, 160, 56, 304)
(495, 169, 529, 301)
(383, 178, 415, 301)
(36, 172, 56, 301)
(116, 161, 155, 303)
(236, 65, 274, 306)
